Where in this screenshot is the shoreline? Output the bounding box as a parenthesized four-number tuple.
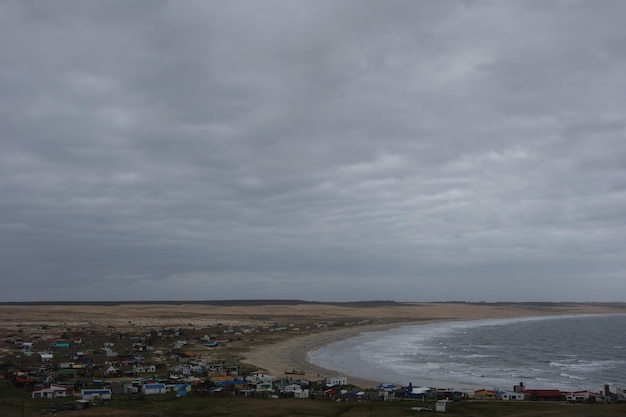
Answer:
(3, 301, 626, 390)
(243, 322, 414, 388)
(243, 310, 626, 390)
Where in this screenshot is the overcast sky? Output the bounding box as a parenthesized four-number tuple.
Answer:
(1, 1, 625, 302)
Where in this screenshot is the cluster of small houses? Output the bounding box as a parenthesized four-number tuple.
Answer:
(19, 375, 626, 411)
(376, 381, 625, 404)
(30, 380, 189, 400)
(472, 381, 625, 403)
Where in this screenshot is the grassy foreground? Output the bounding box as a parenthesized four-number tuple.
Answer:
(3, 391, 626, 417)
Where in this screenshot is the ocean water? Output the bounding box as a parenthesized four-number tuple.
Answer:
(308, 314, 626, 392)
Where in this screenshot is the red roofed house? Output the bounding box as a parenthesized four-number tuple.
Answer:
(32, 384, 68, 399)
(524, 389, 563, 401)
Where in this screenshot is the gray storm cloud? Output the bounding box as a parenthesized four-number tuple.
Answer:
(1, 1, 625, 301)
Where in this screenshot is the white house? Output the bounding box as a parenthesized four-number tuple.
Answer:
(133, 365, 156, 373)
(247, 372, 275, 383)
(564, 390, 603, 402)
(32, 384, 68, 399)
(254, 382, 274, 392)
(497, 390, 525, 401)
(165, 383, 191, 393)
(282, 384, 309, 398)
(142, 383, 167, 395)
(294, 389, 310, 399)
(104, 348, 118, 358)
(104, 365, 118, 376)
(81, 389, 112, 401)
(326, 375, 348, 387)
(283, 383, 303, 393)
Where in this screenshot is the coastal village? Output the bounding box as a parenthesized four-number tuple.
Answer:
(2, 309, 625, 414)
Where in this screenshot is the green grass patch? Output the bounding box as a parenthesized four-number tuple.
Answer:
(2, 385, 626, 417)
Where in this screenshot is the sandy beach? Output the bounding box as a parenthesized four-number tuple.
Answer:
(3, 301, 626, 388)
(240, 302, 626, 387)
(243, 322, 405, 387)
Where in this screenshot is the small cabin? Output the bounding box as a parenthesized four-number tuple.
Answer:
(81, 389, 112, 401)
(142, 383, 166, 395)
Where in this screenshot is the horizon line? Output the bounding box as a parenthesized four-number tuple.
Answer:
(1, 299, 625, 306)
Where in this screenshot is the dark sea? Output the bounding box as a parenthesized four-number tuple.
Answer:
(308, 314, 626, 392)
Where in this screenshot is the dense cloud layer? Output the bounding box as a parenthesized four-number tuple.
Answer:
(2, 1, 625, 302)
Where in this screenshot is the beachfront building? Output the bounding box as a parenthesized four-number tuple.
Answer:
(524, 389, 564, 401)
(497, 390, 524, 400)
(326, 375, 348, 386)
(133, 364, 156, 374)
(254, 382, 274, 392)
(81, 389, 112, 401)
(32, 384, 68, 399)
(564, 390, 605, 402)
(279, 383, 308, 398)
(142, 383, 167, 395)
(407, 386, 434, 400)
(474, 388, 497, 400)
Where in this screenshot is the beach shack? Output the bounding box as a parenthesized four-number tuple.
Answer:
(474, 389, 496, 400)
(142, 383, 166, 395)
(524, 389, 563, 401)
(81, 389, 112, 401)
(253, 382, 274, 392)
(497, 390, 524, 401)
(565, 390, 594, 402)
(326, 375, 348, 387)
(408, 386, 434, 400)
(32, 384, 68, 399)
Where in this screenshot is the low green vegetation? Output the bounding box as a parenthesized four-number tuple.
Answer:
(2, 386, 626, 417)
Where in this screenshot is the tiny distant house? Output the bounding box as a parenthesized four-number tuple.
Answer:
(283, 383, 303, 393)
(104, 349, 118, 358)
(294, 389, 310, 398)
(104, 365, 119, 376)
(497, 390, 524, 401)
(565, 390, 590, 402)
(326, 376, 348, 387)
(133, 365, 156, 374)
(407, 386, 434, 400)
(524, 389, 563, 401)
(166, 383, 191, 393)
(565, 390, 606, 402)
(283, 384, 309, 398)
(474, 389, 497, 400)
(81, 389, 112, 401)
(142, 383, 167, 395)
(254, 382, 274, 392)
(32, 384, 68, 399)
